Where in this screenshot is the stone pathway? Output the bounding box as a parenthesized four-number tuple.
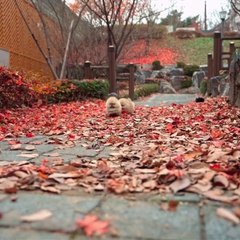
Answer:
(0, 94, 239, 240)
(136, 93, 197, 107)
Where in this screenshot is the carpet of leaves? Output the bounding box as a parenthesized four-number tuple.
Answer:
(0, 97, 240, 207)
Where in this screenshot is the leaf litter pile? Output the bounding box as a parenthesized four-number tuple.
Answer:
(0, 98, 240, 206)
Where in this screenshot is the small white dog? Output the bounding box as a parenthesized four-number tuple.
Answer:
(106, 94, 122, 116)
(119, 98, 135, 114)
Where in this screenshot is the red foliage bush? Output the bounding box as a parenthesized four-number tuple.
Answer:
(0, 67, 39, 109)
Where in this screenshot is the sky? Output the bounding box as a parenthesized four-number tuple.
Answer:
(154, 0, 230, 19)
(67, 0, 231, 23)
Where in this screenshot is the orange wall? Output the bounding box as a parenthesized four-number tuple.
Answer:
(0, 0, 54, 79)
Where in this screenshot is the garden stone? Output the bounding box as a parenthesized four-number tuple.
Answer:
(159, 80, 177, 94)
(170, 76, 186, 90)
(160, 67, 184, 77)
(192, 71, 205, 88)
(210, 76, 221, 97)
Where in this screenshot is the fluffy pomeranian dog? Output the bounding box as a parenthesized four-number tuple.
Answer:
(106, 94, 122, 116)
(119, 98, 135, 114)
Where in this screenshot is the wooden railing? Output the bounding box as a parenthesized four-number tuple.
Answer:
(208, 32, 240, 79)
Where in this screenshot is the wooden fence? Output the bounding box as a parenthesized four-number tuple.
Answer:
(208, 32, 240, 79)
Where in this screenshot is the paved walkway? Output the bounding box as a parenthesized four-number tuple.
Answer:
(136, 93, 197, 106)
(0, 94, 239, 240)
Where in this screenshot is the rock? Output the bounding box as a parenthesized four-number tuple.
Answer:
(159, 80, 177, 94)
(134, 70, 145, 84)
(160, 67, 184, 77)
(178, 86, 200, 94)
(170, 76, 186, 91)
(210, 76, 221, 97)
(192, 71, 205, 88)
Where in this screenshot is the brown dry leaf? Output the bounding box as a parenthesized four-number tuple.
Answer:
(17, 153, 39, 158)
(212, 175, 229, 188)
(0, 179, 16, 191)
(48, 172, 83, 179)
(183, 151, 203, 161)
(169, 177, 191, 193)
(188, 182, 212, 193)
(203, 191, 239, 204)
(40, 186, 61, 194)
(10, 144, 22, 150)
(233, 208, 240, 218)
(234, 188, 240, 196)
(216, 208, 240, 225)
(25, 145, 36, 151)
(20, 210, 52, 222)
(207, 148, 230, 162)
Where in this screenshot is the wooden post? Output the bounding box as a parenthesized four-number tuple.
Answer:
(213, 32, 221, 76)
(129, 63, 135, 100)
(207, 53, 213, 95)
(84, 61, 92, 79)
(230, 42, 235, 58)
(108, 45, 117, 93)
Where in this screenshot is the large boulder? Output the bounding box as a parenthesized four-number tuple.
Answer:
(170, 75, 186, 91)
(160, 67, 184, 77)
(159, 80, 177, 94)
(192, 71, 205, 88)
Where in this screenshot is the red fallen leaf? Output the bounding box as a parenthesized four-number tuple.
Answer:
(211, 129, 223, 139)
(106, 179, 126, 194)
(26, 133, 34, 138)
(76, 215, 110, 237)
(166, 123, 174, 133)
(68, 133, 76, 139)
(5, 186, 18, 194)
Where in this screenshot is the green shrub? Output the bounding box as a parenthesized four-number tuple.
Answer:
(183, 64, 200, 77)
(47, 79, 109, 103)
(152, 60, 163, 70)
(181, 77, 192, 88)
(134, 83, 160, 99)
(176, 61, 186, 69)
(200, 79, 207, 95)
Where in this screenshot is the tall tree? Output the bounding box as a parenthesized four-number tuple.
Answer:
(70, 0, 148, 62)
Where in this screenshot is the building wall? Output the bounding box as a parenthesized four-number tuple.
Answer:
(0, 0, 54, 79)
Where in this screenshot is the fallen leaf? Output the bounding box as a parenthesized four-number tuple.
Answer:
(10, 144, 22, 150)
(25, 145, 36, 151)
(40, 186, 61, 194)
(21, 210, 52, 222)
(17, 153, 39, 158)
(76, 215, 110, 237)
(216, 208, 240, 225)
(169, 177, 191, 193)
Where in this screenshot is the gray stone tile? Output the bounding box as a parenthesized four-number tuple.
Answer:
(0, 150, 37, 162)
(149, 193, 201, 203)
(204, 205, 240, 240)
(57, 145, 101, 158)
(101, 197, 201, 240)
(0, 228, 70, 240)
(0, 192, 101, 232)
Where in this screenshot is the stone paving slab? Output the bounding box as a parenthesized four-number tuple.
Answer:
(101, 197, 201, 240)
(0, 192, 102, 232)
(204, 205, 240, 240)
(136, 94, 196, 107)
(0, 228, 70, 240)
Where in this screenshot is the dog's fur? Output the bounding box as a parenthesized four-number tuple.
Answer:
(119, 98, 135, 114)
(106, 96, 122, 116)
